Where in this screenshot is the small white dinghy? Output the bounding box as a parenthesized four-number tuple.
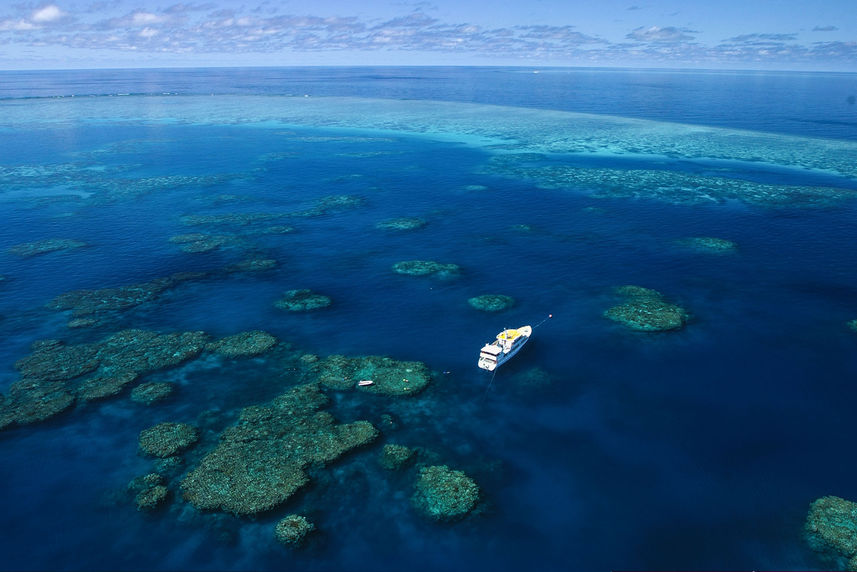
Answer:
(477, 325, 532, 371)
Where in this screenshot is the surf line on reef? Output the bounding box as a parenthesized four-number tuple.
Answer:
(480, 313, 552, 401)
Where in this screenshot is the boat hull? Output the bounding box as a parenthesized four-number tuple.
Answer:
(477, 325, 532, 371)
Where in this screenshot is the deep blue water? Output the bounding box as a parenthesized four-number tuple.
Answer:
(1, 67, 857, 571)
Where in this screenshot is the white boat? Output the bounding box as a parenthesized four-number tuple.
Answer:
(477, 325, 532, 371)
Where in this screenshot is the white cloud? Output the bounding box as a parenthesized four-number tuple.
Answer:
(32, 5, 64, 23)
(0, 4, 854, 70)
(627, 26, 695, 43)
(132, 12, 166, 26)
(0, 18, 37, 31)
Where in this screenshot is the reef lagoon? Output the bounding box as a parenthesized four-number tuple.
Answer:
(2, 67, 857, 571)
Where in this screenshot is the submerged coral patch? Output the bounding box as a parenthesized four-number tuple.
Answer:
(180, 383, 378, 516)
(130, 382, 175, 405)
(206, 330, 278, 358)
(77, 371, 139, 402)
(468, 294, 515, 312)
(375, 217, 427, 231)
(604, 286, 689, 332)
(412, 465, 480, 521)
(805, 495, 857, 570)
(2, 380, 75, 426)
(675, 236, 737, 253)
(485, 158, 857, 207)
(128, 473, 169, 511)
(392, 260, 460, 278)
(135, 485, 169, 512)
(274, 289, 332, 312)
(226, 258, 278, 273)
(314, 355, 432, 395)
(8, 238, 87, 258)
(0, 329, 208, 430)
(275, 515, 316, 546)
(289, 194, 367, 217)
(169, 233, 237, 253)
(0, 162, 231, 205)
(48, 272, 207, 322)
(138, 422, 200, 458)
(180, 213, 290, 227)
(379, 443, 415, 471)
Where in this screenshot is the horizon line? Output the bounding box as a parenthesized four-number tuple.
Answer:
(2, 63, 856, 75)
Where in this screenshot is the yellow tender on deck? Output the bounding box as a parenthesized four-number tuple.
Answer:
(497, 328, 522, 341)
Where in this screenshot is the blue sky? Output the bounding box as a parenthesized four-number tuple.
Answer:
(0, 0, 855, 70)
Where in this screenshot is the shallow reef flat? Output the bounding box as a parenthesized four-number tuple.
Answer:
(5, 95, 856, 184)
(3, 97, 855, 216)
(484, 158, 857, 206)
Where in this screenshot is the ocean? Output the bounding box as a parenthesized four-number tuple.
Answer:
(1, 66, 856, 571)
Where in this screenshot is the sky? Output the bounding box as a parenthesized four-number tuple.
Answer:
(0, 0, 855, 71)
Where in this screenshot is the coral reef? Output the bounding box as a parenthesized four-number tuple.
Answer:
(375, 217, 427, 231)
(48, 272, 206, 323)
(154, 456, 184, 476)
(130, 382, 175, 405)
(468, 294, 515, 312)
(77, 371, 139, 402)
(181, 213, 290, 227)
(274, 289, 332, 312)
(225, 258, 278, 273)
(0, 329, 208, 430)
(379, 444, 415, 470)
(806, 495, 857, 570)
(206, 331, 278, 358)
(275, 515, 316, 546)
(135, 485, 169, 511)
(675, 236, 737, 253)
(0, 162, 231, 205)
(286, 194, 367, 218)
(604, 286, 689, 332)
(169, 233, 236, 253)
(180, 383, 378, 516)
(392, 260, 461, 278)
(1, 379, 75, 426)
(485, 154, 857, 207)
(412, 465, 480, 521)
(8, 238, 87, 258)
(138, 422, 200, 458)
(259, 225, 296, 235)
(314, 355, 432, 395)
(67, 318, 99, 329)
(128, 473, 169, 511)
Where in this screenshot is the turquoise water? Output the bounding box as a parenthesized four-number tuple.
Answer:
(1, 67, 857, 571)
